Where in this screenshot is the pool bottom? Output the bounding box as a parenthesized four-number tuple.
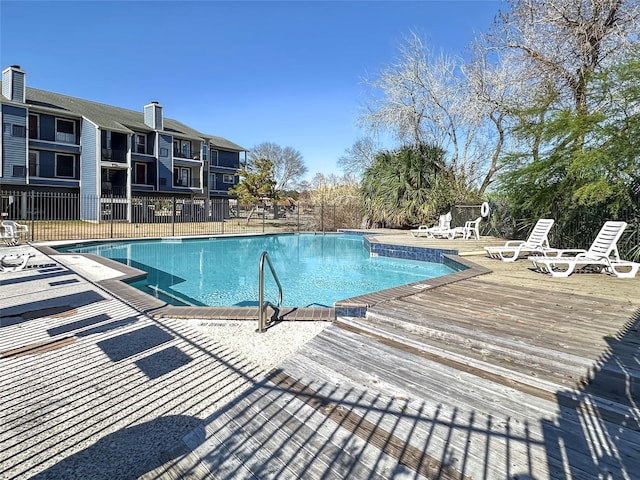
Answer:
(40, 235, 490, 321)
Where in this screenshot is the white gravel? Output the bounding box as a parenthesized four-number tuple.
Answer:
(184, 319, 331, 371)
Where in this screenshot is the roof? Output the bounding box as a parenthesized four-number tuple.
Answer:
(204, 133, 246, 152)
(0, 82, 246, 150)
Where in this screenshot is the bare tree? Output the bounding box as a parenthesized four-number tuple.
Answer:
(488, 0, 640, 116)
(462, 43, 531, 192)
(337, 137, 382, 179)
(247, 142, 308, 191)
(360, 33, 467, 164)
(359, 32, 503, 194)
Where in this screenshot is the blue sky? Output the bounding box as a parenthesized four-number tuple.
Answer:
(1, 0, 503, 182)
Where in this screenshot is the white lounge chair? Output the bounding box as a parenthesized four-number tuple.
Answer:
(446, 217, 483, 240)
(464, 217, 483, 240)
(410, 212, 452, 238)
(529, 221, 639, 278)
(0, 252, 35, 272)
(2, 220, 28, 243)
(484, 218, 556, 262)
(0, 223, 19, 246)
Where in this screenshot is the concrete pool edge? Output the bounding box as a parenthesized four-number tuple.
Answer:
(36, 233, 491, 321)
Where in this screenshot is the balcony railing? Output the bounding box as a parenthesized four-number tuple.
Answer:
(173, 179, 202, 189)
(101, 183, 127, 196)
(102, 149, 127, 163)
(31, 127, 79, 145)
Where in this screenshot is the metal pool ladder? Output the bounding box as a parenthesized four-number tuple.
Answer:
(257, 251, 283, 332)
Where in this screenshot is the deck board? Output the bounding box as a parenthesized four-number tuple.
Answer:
(260, 274, 639, 480)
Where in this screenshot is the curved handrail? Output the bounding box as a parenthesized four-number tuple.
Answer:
(257, 251, 283, 332)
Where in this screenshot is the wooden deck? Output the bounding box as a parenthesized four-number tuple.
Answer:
(145, 241, 640, 479)
(3, 234, 638, 479)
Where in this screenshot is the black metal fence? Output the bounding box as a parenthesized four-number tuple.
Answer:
(0, 190, 364, 242)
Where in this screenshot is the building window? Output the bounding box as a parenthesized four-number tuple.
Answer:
(4, 123, 26, 137)
(56, 118, 76, 143)
(134, 163, 147, 184)
(160, 147, 169, 157)
(101, 130, 112, 149)
(12, 165, 26, 177)
(135, 134, 147, 154)
(29, 151, 39, 177)
(223, 174, 235, 184)
(174, 140, 191, 158)
(181, 140, 191, 158)
(173, 167, 190, 187)
(209, 174, 216, 190)
(55, 154, 75, 178)
(29, 114, 39, 139)
(13, 124, 26, 137)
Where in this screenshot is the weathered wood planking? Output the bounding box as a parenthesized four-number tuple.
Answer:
(365, 305, 598, 385)
(187, 371, 428, 480)
(337, 318, 640, 434)
(279, 321, 640, 479)
(398, 286, 630, 350)
(280, 349, 551, 480)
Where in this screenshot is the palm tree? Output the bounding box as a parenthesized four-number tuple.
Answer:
(362, 145, 466, 227)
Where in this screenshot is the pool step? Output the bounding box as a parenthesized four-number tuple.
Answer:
(341, 301, 640, 428)
(148, 304, 336, 322)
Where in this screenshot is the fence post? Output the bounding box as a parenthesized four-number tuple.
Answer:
(321, 203, 324, 233)
(172, 196, 176, 237)
(262, 209, 265, 233)
(29, 190, 34, 242)
(110, 191, 114, 239)
(221, 201, 225, 235)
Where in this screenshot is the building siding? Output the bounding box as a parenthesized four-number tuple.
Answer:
(1, 104, 27, 181)
(158, 134, 172, 191)
(2, 70, 25, 102)
(80, 119, 98, 220)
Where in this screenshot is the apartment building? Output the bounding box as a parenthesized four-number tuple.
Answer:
(0, 65, 246, 221)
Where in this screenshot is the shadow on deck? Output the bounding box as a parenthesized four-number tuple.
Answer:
(140, 279, 640, 479)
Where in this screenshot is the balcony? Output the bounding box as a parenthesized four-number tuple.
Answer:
(102, 149, 127, 163)
(33, 126, 79, 145)
(174, 150, 201, 160)
(173, 178, 202, 189)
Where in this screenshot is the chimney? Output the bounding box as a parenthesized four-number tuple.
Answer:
(2, 65, 26, 103)
(144, 101, 163, 130)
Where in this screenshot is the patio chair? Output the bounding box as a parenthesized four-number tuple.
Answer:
(446, 216, 483, 240)
(529, 221, 639, 278)
(484, 218, 556, 262)
(410, 212, 452, 238)
(2, 220, 28, 243)
(464, 216, 483, 240)
(0, 252, 35, 272)
(439, 217, 482, 240)
(0, 223, 19, 246)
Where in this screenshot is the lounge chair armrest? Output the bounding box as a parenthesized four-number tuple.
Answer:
(553, 249, 588, 257)
(503, 240, 525, 247)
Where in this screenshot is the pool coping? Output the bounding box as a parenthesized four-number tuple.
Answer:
(36, 232, 491, 322)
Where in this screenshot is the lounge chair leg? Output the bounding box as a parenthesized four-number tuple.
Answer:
(499, 251, 519, 262)
(548, 262, 575, 277)
(609, 263, 640, 278)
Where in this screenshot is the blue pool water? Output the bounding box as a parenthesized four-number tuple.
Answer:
(60, 234, 454, 307)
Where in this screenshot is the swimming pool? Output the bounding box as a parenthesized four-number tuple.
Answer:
(59, 234, 455, 308)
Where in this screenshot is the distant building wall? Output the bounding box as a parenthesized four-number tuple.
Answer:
(1, 104, 27, 181)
